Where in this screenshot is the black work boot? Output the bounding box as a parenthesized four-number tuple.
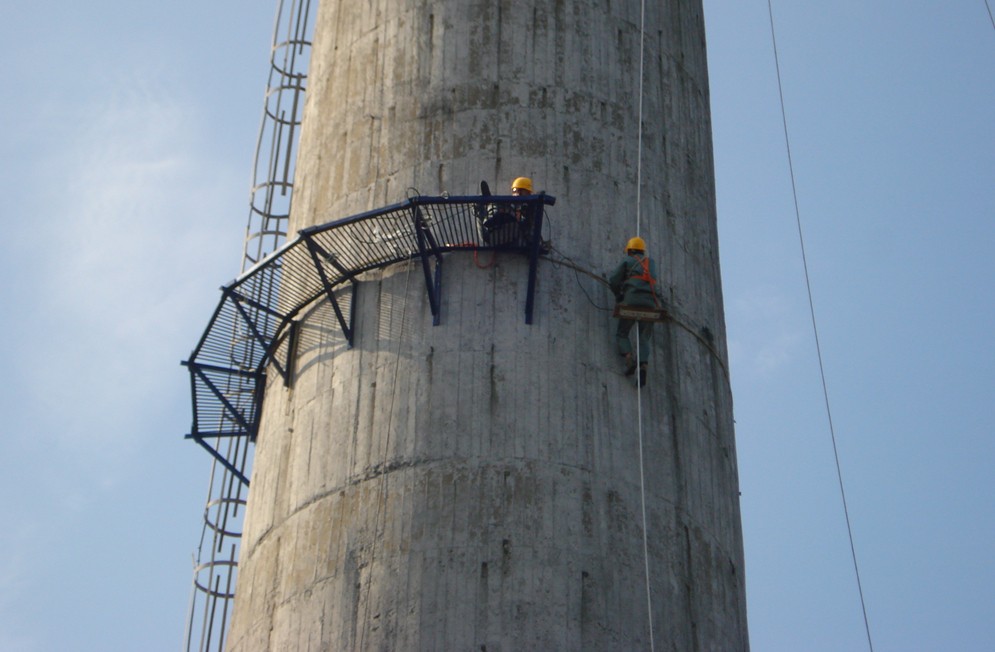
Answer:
(638, 363, 647, 387)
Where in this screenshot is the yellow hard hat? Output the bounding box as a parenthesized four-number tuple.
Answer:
(511, 176, 533, 193)
(626, 236, 646, 253)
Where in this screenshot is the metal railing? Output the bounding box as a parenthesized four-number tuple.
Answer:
(185, 193, 555, 448)
(182, 193, 553, 648)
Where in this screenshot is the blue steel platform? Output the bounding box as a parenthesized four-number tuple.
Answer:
(182, 193, 555, 486)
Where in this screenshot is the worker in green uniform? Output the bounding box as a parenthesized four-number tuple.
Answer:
(609, 236, 659, 387)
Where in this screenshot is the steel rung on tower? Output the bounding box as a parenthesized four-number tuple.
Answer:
(183, 1, 315, 650)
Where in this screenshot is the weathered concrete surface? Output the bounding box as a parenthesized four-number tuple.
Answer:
(226, 1, 748, 650)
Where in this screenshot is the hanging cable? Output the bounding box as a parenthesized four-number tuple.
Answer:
(635, 5, 645, 240)
(633, 1, 655, 651)
(634, 325, 655, 652)
(766, 3, 875, 650)
(359, 259, 415, 651)
(986, 0, 995, 32)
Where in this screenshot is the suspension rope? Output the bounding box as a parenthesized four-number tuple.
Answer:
(633, 1, 655, 650)
(986, 0, 995, 32)
(766, 3, 875, 650)
(635, 3, 646, 240)
(634, 325, 654, 652)
(359, 259, 414, 651)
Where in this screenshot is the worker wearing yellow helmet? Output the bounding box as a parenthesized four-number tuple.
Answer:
(509, 177, 534, 242)
(609, 236, 660, 386)
(479, 176, 536, 245)
(510, 176, 533, 196)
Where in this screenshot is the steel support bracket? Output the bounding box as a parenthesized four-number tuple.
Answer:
(412, 204, 444, 324)
(302, 232, 358, 347)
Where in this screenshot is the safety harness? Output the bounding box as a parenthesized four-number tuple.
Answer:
(614, 254, 667, 321)
(628, 255, 656, 288)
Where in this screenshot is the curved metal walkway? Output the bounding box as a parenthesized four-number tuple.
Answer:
(182, 193, 555, 487)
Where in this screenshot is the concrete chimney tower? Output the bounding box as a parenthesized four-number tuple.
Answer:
(225, 1, 749, 650)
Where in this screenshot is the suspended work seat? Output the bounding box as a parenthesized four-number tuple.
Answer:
(613, 304, 668, 322)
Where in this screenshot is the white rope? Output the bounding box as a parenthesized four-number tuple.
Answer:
(635, 1, 645, 240)
(633, 1, 655, 650)
(635, 327, 655, 652)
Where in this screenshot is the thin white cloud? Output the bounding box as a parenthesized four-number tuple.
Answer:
(0, 624, 36, 652)
(727, 286, 806, 378)
(0, 522, 39, 652)
(18, 76, 244, 470)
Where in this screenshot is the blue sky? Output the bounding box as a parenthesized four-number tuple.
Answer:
(0, 2, 992, 651)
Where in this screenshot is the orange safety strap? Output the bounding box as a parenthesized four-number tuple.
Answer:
(629, 256, 656, 286)
(626, 255, 661, 310)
